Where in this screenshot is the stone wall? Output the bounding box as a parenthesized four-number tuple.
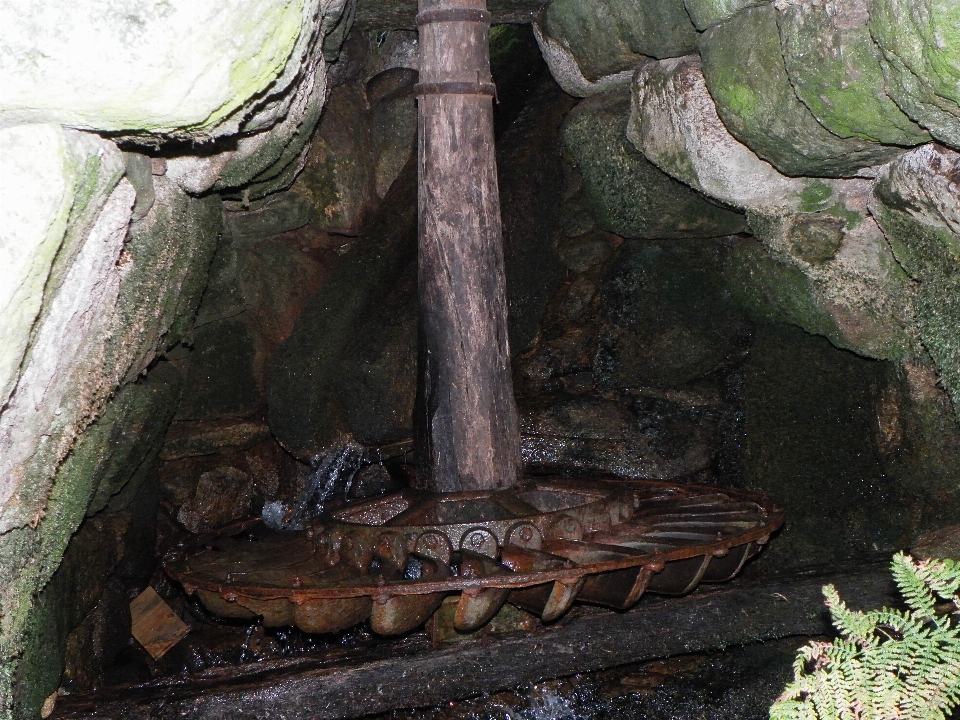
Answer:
(1, 1, 958, 716)
(0, 1, 352, 716)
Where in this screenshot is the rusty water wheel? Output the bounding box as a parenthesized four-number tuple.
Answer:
(164, 478, 784, 637)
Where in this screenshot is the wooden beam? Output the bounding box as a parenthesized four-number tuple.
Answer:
(53, 565, 896, 719)
(413, 0, 521, 493)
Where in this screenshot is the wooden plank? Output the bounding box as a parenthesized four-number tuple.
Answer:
(129, 587, 189, 660)
(54, 565, 896, 719)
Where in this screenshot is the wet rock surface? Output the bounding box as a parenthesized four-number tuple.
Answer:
(377, 637, 810, 720)
(519, 393, 718, 479)
(561, 90, 746, 239)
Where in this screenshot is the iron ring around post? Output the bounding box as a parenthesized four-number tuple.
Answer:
(415, 81, 497, 98)
(416, 8, 491, 25)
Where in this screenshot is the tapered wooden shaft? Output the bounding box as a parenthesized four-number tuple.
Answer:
(413, 0, 521, 492)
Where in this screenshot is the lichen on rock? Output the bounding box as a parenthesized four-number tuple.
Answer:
(561, 90, 745, 239)
(776, 0, 931, 147)
(871, 144, 960, 417)
(699, 5, 904, 177)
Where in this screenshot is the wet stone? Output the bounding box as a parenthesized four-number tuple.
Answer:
(787, 214, 846, 265)
(519, 393, 719, 479)
(557, 230, 616, 273)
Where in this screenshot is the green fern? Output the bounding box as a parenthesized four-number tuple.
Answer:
(770, 553, 960, 720)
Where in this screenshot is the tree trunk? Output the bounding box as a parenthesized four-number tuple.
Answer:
(413, 0, 521, 493)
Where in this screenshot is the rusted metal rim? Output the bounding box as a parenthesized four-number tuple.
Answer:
(164, 478, 783, 635)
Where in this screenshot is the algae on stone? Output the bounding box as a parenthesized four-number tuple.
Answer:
(869, 0, 960, 150)
(543, 0, 697, 81)
(699, 5, 903, 177)
(872, 144, 960, 418)
(0, 125, 125, 409)
(561, 90, 745, 239)
(629, 55, 813, 211)
(776, 0, 931, 146)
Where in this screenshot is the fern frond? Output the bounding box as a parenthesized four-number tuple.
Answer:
(770, 553, 960, 720)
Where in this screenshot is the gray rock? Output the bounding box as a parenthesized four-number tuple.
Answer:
(223, 192, 314, 247)
(519, 394, 717, 479)
(557, 230, 617, 273)
(0, 125, 125, 410)
(776, 0, 930, 146)
(114, 176, 224, 380)
(269, 162, 418, 459)
(595, 240, 751, 388)
(0, 0, 351, 141)
(292, 81, 376, 234)
(367, 68, 419, 200)
(123, 152, 156, 222)
(736, 199, 915, 361)
(870, 0, 960, 150)
(699, 5, 902, 177)
(542, 0, 697, 81)
(561, 90, 745, 239)
(738, 325, 913, 574)
(176, 318, 260, 422)
(629, 55, 813, 211)
(871, 144, 960, 416)
(683, 0, 769, 31)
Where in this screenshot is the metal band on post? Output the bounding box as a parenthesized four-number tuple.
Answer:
(416, 7, 491, 25)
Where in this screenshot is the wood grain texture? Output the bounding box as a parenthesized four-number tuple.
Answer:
(414, 0, 521, 492)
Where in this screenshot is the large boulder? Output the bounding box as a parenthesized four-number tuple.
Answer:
(869, 0, 960, 150)
(776, 0, 931, 147)
(0, 166, 219, 716)
(729, 206, 915, 361)
(871, 144, 960, 416)
(682, 0, 768, 31)
(561, 90, 745, 239)
(541, 0, 697, 81)
(0, 0, 351, 140)
(0, 125, 125, 409)
(699, 5, 903, 176)
(629, 55, 812, 211)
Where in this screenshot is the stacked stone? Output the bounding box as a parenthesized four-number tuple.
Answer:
(0, 1, 353, 716)
(536, 0, 959, 418)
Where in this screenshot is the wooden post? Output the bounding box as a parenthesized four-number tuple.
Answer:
(413, 0, 521, 493)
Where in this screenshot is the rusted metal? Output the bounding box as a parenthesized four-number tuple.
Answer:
(165, 478, 784, 636)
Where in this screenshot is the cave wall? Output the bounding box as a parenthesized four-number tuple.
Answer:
(0, 0, 353, 715)
(0, 0, 958, 717)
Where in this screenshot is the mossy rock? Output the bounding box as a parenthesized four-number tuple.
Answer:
(777, 0, 930, 146)
(4, 363, 181, 719)
(561, 90, 745, 239)
(872, 144, 960, 418)
(543, 0, 697, 80)
(682, 0, 768, 31)
(869, 0, 960, 150)
(699, 5, 902, 177)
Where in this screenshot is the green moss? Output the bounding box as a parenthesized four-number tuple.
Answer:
(777, 4, 930, 146)
(560, 91, 744, 239)
(722, 83, 760, 122)
(726, 239, 839, 339)
(822, 203, 864, 230)
(4, 367, 181, 719)
(798, 181, 833, 212)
